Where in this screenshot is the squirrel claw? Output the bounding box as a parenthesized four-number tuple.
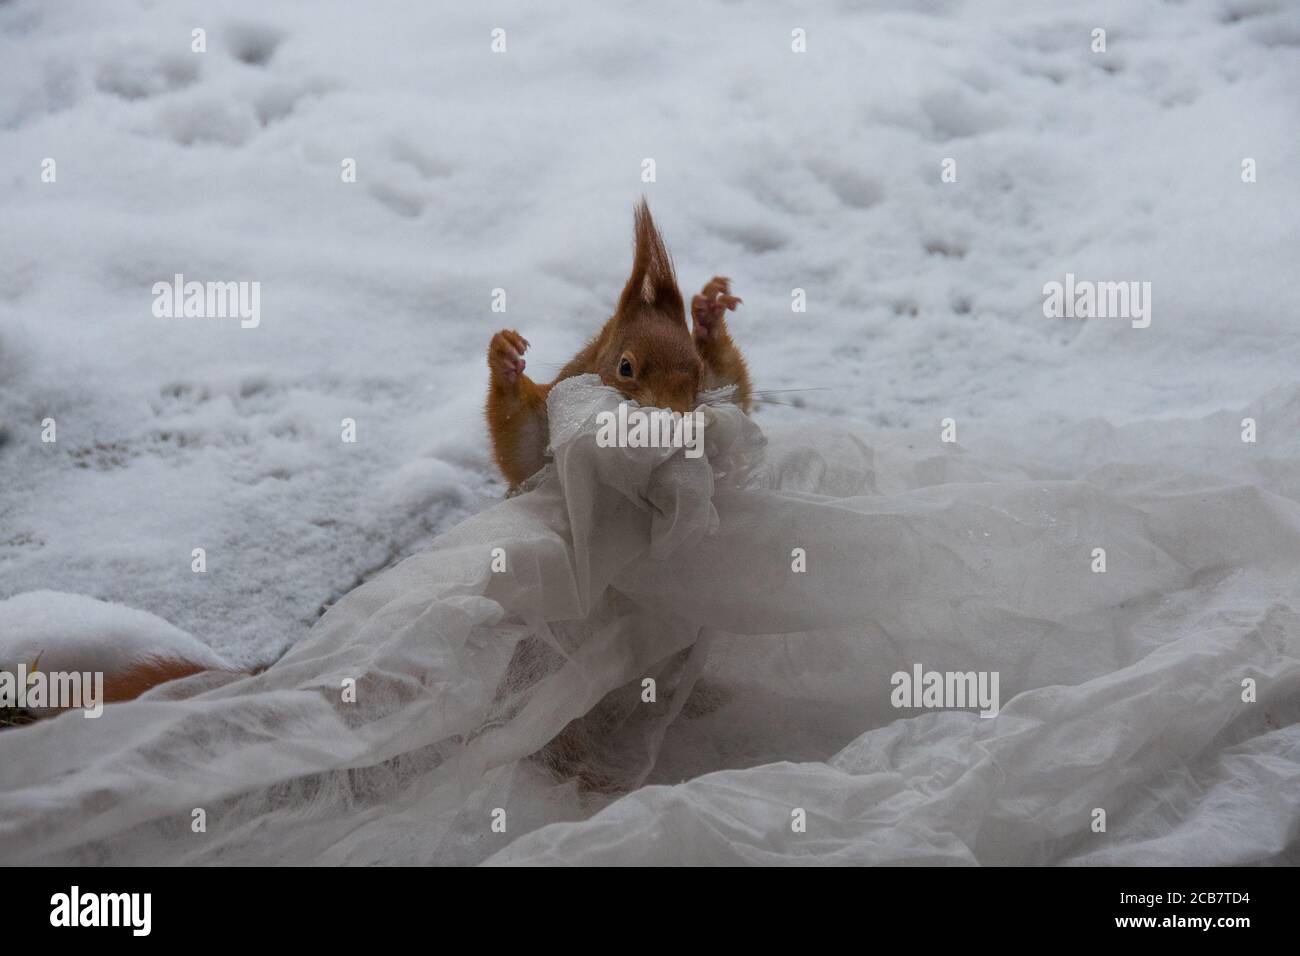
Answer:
(691, 276, 741, 342)
(489, 329, 530, 385)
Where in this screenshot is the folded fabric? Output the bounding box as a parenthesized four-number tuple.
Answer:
(1, 375, 1296, 865)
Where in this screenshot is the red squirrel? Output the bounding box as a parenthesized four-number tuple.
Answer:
(10, 203, 746, 712)
(486, 199, 752, 490)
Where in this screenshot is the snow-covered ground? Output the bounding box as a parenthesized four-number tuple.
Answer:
(1, 0, 1297, 669)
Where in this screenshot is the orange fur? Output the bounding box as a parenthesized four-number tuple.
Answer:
(486, 200, 752, 489)
(106, 657, 214, 702)
(2, 656, 243, 720)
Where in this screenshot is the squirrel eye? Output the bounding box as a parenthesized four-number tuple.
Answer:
(618, 357, 633, 377)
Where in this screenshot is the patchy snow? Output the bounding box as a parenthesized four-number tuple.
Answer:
(0, 0, 1297, 745)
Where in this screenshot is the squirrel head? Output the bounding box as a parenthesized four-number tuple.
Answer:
(598, 200, 701, 414)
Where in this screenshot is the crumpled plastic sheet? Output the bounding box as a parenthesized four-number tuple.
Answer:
(1, 374, 1297, 865)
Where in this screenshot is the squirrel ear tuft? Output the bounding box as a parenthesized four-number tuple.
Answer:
(617, 199, 684, 320)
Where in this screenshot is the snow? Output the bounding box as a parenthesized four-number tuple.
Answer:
(0, 0, 1297, 864)
(0, 589, 229, 677)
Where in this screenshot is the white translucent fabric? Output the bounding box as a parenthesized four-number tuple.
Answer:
(1, 375, 1297, 865)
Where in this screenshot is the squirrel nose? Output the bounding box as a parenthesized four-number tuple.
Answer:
(658, 372, 698, 414)
(661, 388, 699, 414)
